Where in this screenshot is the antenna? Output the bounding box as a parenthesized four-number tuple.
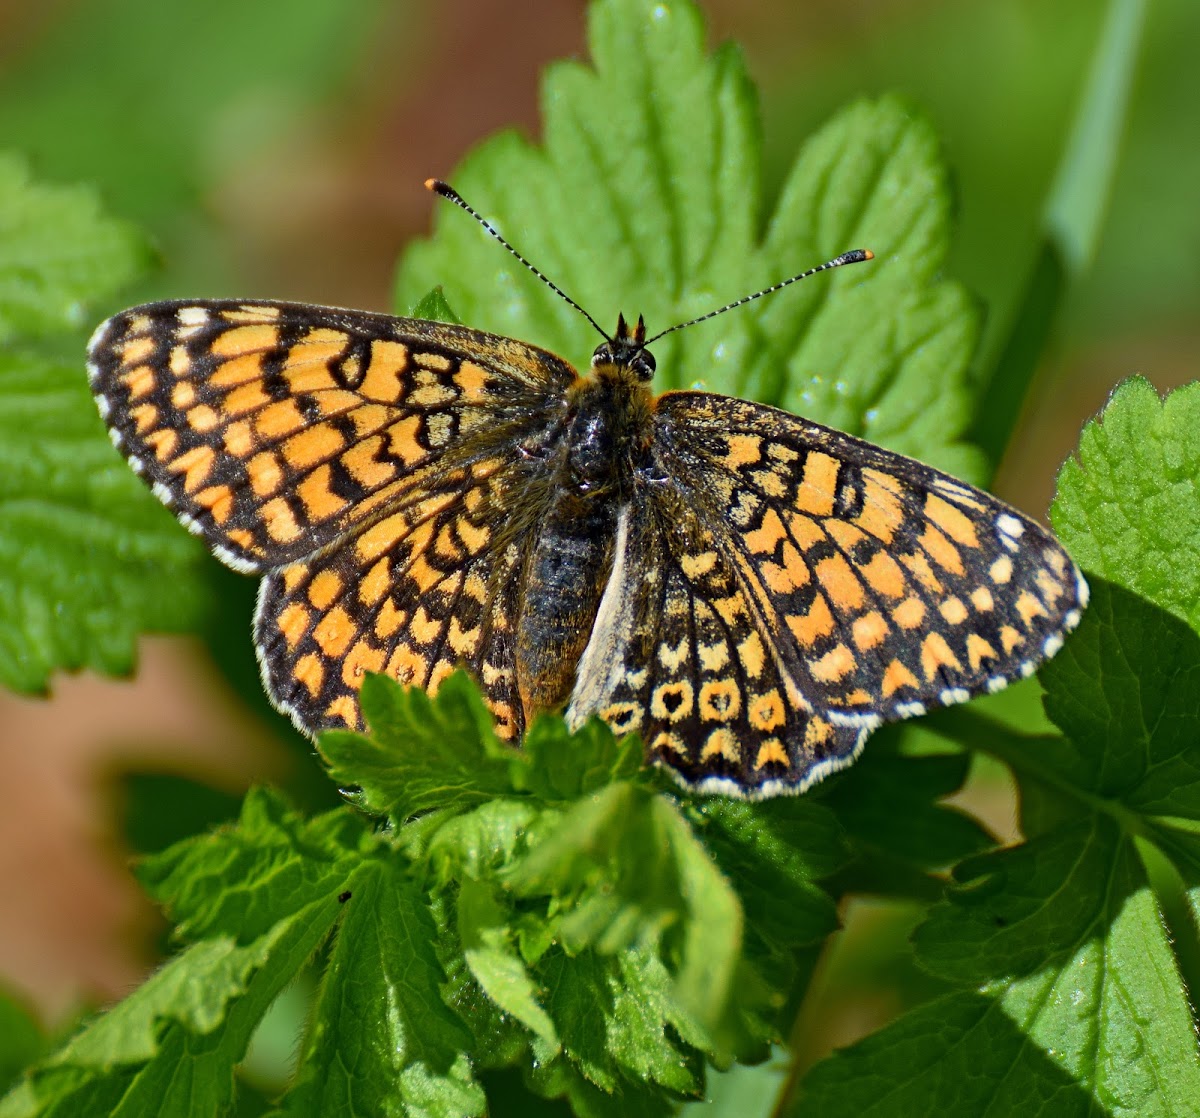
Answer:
(427, 178, 874, 350)
(644, 249, 874, 345)
(426, 179, 611, 342)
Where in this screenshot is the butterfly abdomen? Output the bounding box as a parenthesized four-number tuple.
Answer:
(516, 493, 617, 717)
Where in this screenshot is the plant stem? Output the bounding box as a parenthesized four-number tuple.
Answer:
(973, 0, 1149, 467)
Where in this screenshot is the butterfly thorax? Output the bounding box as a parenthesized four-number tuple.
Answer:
(561, 361, 656, 493)
(513, 333, 657, 720)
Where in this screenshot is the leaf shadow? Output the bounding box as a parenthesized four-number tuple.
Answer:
(792, 988, 1115, 1117)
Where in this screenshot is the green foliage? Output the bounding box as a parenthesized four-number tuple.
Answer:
(0, 155, 150, 343)
(793, 379, 1200, 1114)
(397, 6, 984, 484)
(0, 991, 48, 1097)
(1051, 377, 1200, 634)
(2, 0, 1196, 1114)
(0, 0, 387, 229)
(408, 287, 462, 326)
(320, 671, 519, 821)
(0, 696, 847, 1118)
(973, 0, 1149, 463)
(0, 154, 209, 691)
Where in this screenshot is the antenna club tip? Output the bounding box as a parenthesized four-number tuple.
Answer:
(862, 249, 875, 260)
(426, 178, 453, 196)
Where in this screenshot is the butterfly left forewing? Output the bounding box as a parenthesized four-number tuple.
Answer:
(654, 393, 1087, 729)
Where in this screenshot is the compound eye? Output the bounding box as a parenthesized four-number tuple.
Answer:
(591, 342, 612, 366)
(633, 350, 656, 379)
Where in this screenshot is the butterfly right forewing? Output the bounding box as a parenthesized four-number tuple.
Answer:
(88, 300, 578, 573)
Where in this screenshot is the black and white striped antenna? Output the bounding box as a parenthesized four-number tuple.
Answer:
(427, 179, 874, 347)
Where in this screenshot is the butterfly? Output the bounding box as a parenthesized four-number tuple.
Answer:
(87, 181, 1087, 799)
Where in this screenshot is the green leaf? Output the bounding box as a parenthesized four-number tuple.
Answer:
(409, 287, 462, 325)
(0, 347, 208, 693)
(657, 796, 745, 1039)
(318, 671, 517, 823)
(1, 897, 341, 1118)
(321, 670, 767, 1088)
(1042, 0, 1149, 275)
(400, 0, 759, 372)
(885, 579, 1200, 1112)
(425, 799, 548, 887)
(539, 947, 704, 1096)
(0, 1, 388, 227)
(0, 153, 151, 343)
(698, 796, 845, 952)
(679, 1049, 787, 1118)
(815, 745, 995, 882)
(136, 787, 369, 942)
(0, 156, 208, 692)
(762, 98, 982, 481)
(6, 789, 492, 1118)
(516, 715, 644, 802)
(791, 990, 1102, 1117)
(320, 673, 748, 1080)
(0, 990, 47, 1096)
(911, 818, 1200, 1116)
(973, 0, 1149, 465)
(1042, 377, 1200, 864)
(430, 894, 535, 1075)
(506, 784, 741, 1042)
(272, 861, 485, 1118)
(1038, 580, 1200, 827)
(457, 877, 561, 1063)
(397, 5, 979, 477)
(803, 378, 1200, 1111)
(526, 1056, 678, 1118)
(1051, 377, 1200, 635)
(695, 797, 845, 1026)
(506, 784, 672, 953)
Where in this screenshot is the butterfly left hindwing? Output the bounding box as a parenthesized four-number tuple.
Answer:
(255, 454, 531, 741)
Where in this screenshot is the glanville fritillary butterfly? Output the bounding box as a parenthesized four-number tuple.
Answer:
(88, 180, 1086, 798)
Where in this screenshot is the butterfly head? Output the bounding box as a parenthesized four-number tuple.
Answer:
(591, 313, 656, 382)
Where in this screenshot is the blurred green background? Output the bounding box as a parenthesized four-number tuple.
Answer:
(0, 0, 1195, 1094)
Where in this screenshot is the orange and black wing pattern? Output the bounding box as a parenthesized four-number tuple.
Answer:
(88, 299, 576, 735)
(88, 297, 1087, 796)
(87, 300, 576, 572)
(253, 452, 535, 739)
(569, 392, 1087, 797)
(567, 486, 862, 797)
